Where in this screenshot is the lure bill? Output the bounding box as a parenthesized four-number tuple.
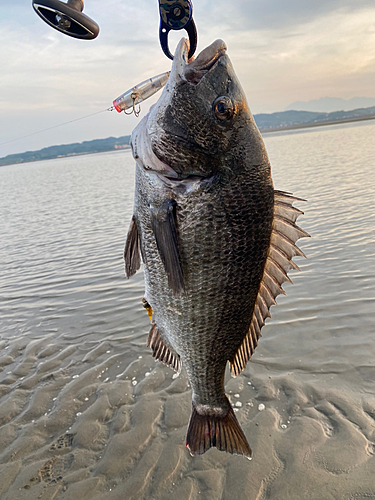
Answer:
(113, 72, 171, 114)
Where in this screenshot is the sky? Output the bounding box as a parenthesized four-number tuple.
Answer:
(1, 0, 375, 157)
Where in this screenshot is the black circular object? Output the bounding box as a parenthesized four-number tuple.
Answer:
(32, 0, 99, 40)
(213, 96, 234, 121)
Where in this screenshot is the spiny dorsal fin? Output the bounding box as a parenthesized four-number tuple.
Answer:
(147, 324, 181, 373)
(124, 216, 141, 278)
(230, 190, 310, 377)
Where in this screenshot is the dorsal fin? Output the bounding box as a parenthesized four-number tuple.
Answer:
(147, 324, 181, 373)
(230, 190, 310, 377)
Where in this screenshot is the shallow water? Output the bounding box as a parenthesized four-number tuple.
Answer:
(0, 121, 374, 500)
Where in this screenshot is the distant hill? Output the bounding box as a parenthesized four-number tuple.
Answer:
(2, 105, 375, 166)
(254, 106, 375, 131)
(285, 97, 375, 113)
(255, 110, 323, 129)
(0, 136, 131, 167)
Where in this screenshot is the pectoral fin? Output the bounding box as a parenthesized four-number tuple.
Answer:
(150, 199, 185, 297)
(124, 216, 141, 278)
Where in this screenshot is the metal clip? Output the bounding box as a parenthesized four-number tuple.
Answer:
(159, 0, 197, 60)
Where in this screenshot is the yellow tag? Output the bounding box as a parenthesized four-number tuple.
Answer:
(142, 298, 153, 322)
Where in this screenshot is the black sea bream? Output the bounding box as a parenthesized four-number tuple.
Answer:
(125, 38, 309, 457)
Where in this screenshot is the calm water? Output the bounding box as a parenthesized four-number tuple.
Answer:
(0, 121, 374, 499)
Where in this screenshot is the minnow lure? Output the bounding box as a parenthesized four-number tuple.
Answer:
(112, 72, 170, 116)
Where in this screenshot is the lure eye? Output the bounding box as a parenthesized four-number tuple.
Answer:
(213, 96, 234, 120)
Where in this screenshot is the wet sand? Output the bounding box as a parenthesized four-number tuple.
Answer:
(1, 121, 375, 499)
(1, 342, 375, 499)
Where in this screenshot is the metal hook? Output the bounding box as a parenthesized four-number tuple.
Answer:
(159, 0, 197, 60)
(112, 72, 170, 116)
(123, 96, 141, 117)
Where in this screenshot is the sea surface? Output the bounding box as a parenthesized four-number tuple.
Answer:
(0, 120, 374, 500)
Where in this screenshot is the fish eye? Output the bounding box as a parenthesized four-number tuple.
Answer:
(213, 96, 234, 120)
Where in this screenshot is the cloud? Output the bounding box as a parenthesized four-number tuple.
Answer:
(202, 6, 375, 113)
(197, 0, 375, 30)
(1, 0, 375, 156)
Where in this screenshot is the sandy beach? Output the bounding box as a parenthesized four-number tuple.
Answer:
(1, 343, 375, 499)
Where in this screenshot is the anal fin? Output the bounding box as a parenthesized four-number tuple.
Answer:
(186, 403, 252, 457)
(147, 324, 181, 373)
(124, 216, 141, 278)
(150, 199, 185, 297)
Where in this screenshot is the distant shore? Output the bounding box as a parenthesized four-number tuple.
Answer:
(1, 114, 375, 167)
(261, 113, 375, 134)
(0, 147, 131, 168)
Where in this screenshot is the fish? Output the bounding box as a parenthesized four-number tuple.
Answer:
(124, 38, 309, 457)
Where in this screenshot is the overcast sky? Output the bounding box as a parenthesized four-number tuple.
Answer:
(1, 0, 375, 156)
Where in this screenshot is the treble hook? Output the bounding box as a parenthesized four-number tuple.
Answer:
(159, 0, 197, 60)
(112, 72, 170, 117)
(123, 96, 141, 117)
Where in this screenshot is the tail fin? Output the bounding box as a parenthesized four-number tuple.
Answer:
(186, 404, 252, 457)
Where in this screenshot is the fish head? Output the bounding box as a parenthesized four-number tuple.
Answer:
(132, 38, 266, 179)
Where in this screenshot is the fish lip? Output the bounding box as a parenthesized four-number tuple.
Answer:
(174, 38, 227, 85)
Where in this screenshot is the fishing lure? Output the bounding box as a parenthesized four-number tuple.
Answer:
(112, 72, 170, 116)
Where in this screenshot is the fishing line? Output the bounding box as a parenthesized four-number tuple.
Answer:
(0, 73, 170, 150)
(0, 107, 115, 148)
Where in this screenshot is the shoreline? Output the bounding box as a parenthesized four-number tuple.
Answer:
(0, 146, 132, 168)
(261, 113, 375, 134)
(1, 114, 375, 167)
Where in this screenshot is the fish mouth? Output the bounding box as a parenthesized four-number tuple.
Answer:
(136, 39, 228, 180)
(176, 38, 227, 85)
